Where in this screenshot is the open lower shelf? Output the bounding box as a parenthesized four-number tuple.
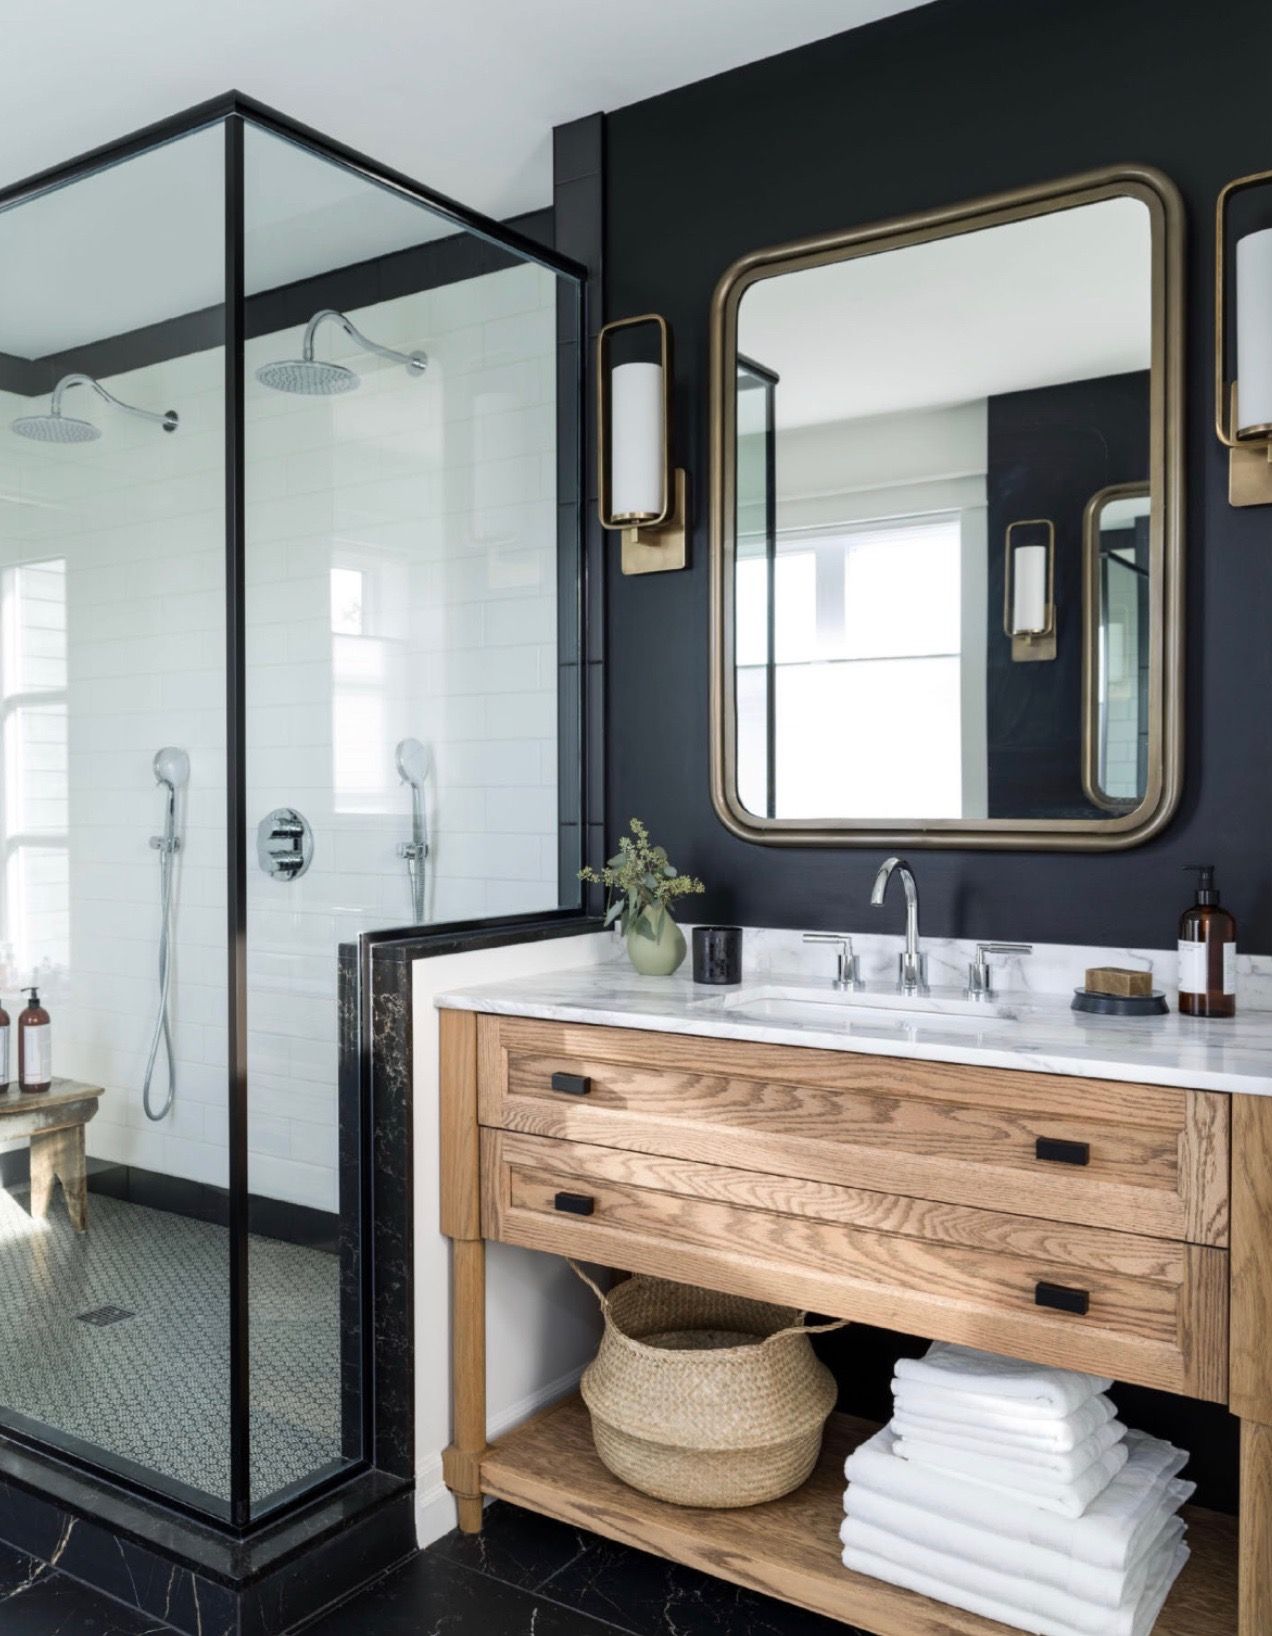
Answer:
(481, 1396, 1236, 1636)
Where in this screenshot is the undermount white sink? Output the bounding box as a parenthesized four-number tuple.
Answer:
(707, 982, 1019, 1030)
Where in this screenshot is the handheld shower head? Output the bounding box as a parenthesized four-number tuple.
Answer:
(395, 738, 431, 925)
(395, 737, 432, 788)
(256, 310, 427, 397)
(11, 373, 178, 443)
(153, 747, 190, 790)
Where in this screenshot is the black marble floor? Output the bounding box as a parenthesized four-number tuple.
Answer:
(0, 1500, 869, 1633)
(0, 1538, 172, 1634)
(307, 1500, 866, 1635)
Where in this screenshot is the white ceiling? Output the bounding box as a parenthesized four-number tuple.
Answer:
(0, 0, 926, 213)
(738, 198, 1153, 428)
(0, 0, 927, 359)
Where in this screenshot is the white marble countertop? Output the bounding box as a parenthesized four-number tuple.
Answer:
(436, 958, 1272, 1096)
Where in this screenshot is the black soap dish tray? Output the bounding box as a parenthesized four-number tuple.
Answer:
(1072, 988, 1169, 1017)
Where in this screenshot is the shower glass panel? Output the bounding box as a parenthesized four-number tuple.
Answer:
(0, 125, 231, 1515)
(242, 125, 581, 1513)
(0, 93, 587, 1535)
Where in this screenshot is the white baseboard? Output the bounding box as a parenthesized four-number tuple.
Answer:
(414, 1466, 456, 1551)
(415, 1364, 585, 1549)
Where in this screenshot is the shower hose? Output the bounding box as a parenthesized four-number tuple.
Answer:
(142, 824, 179, 1121)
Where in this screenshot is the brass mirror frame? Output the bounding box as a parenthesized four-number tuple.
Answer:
(708, 164, 1184, 851)
(1082, 481, 1152, 815)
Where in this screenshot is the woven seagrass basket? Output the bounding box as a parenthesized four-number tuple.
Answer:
(573, 1264, 843, 1508)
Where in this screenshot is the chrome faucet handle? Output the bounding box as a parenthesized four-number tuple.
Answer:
(802, 933, 863, 991)
(966, 942, 1033, 1000)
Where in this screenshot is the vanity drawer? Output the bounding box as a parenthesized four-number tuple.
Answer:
(476, 1017, 1230, 1246)
(482, 1129, 1229, 1402)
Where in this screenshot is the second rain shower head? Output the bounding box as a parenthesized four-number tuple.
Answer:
(256, 309, 427, 396)
(11, 373, 178, 443)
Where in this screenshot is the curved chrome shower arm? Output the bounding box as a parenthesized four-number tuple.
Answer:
(303, 310, 427, 375)
(51, 373, 179, 432)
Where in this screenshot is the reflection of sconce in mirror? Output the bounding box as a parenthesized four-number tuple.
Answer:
(597, 314, 688, 575)
(1004, 519, 1056, 661)
(1215, 169, 1272, 507)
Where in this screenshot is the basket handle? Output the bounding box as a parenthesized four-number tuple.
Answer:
(567, 1261, 848, 1341)
(767, 1316, 850, 1342)
(568, 1259, 613, 1312)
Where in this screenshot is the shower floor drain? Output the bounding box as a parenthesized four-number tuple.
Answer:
(75, 1305, 135, 1327)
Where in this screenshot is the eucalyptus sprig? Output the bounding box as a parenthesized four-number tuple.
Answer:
(579, 817, 705, 940)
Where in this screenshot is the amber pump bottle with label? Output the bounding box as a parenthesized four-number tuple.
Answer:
(0, 998, 9, 1092)
(1178, 865, 1236, 1019)
(18, 988, 51, 1093)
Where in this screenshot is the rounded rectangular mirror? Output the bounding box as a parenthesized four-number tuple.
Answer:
(709, 166, 1183, 850)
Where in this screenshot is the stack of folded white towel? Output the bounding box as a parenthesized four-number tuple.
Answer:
(841, 1342, 1193, 1636)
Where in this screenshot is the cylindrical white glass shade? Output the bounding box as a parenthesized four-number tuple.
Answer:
(1236, 228, 1272, 436)
(1011, 543, 1049, 635)
(610, 361, 665, 519)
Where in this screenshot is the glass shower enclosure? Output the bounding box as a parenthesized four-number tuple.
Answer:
(0, 95, 586, 1529)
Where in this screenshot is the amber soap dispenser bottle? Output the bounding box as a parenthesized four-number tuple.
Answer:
(17, 987, 51, 1093)
(1178, 865, 1237, 1019)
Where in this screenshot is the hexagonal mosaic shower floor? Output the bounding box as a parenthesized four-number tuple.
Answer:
(0, 1187, 343, 1503)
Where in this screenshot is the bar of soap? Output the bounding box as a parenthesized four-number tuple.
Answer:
(1085, 966, 1152, 998)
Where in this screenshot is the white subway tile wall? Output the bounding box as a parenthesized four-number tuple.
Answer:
(0, 262, 567, 1211)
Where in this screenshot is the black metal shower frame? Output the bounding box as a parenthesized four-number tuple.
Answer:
(0, 91, 592, 1536)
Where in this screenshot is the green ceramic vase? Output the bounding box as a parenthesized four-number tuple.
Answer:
(625, 905, 687, 976)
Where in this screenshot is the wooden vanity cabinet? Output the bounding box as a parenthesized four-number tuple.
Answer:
(442, 1010, 1262, 1635)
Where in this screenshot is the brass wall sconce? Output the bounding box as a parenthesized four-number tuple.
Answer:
(1215, 169, 1272, 507)
(1004, 518, 1056, 661)
(597, 313, 689, 575)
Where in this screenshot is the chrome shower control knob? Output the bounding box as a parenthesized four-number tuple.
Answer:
(257, 808, 314, 881)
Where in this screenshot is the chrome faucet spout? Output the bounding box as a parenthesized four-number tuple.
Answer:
(871, 856, 928, 994)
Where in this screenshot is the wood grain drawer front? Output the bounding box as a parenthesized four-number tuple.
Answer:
(483, 1130, 1229, 1403)
(476, 1017, 1229, 1246)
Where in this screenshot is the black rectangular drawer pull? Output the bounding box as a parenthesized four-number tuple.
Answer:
(1035, 1281, 1090, 1316)
(1035, 1137, 1090, 1167)
(551, 1071, 591, 1097)
(553, 1192, 595, 1216)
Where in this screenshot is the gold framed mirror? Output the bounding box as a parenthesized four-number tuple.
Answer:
(709, 165, 1184, 850)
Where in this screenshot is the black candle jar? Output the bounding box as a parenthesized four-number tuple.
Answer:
(692, 925, 743, 985)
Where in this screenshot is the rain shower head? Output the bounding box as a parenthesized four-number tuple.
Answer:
(153, 747, 190, 790)
(256, 309, 427, 397)
(395, 737, 432, 788)
(255, 358, 360, 396)
(11, 412, 100, 444)
(11, 372, 178, 443)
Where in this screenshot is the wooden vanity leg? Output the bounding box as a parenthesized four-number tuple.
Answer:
(1231, 1095, 1272, 1633)
(1239, 1422, 1272, 1634)
(440, 1010, 488, 1534)
(448, 1237, 487, 1533)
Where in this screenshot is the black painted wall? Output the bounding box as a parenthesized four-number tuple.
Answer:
(985, 371, 1149, 820)
(604, 0, 1272, 951)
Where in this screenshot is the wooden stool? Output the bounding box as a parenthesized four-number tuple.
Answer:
(0, 1080, 104, 1232)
